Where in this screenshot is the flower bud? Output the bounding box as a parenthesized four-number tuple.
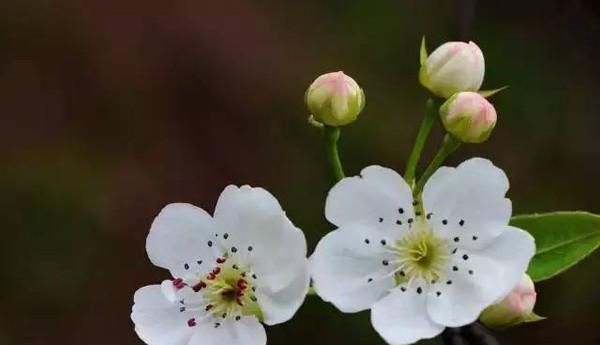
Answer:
(480, 274, 537, 328)
(305, 71, 365, 126)
(439, 91, 496, 143)
(419, 41, 485, 98)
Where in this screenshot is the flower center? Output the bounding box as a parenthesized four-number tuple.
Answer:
(391, 219, 451, 283)
(200, 258, 262, 320)
(175, 255, 263, 328)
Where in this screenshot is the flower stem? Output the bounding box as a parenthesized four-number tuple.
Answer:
(404, 98, 437, 186)
(414, 134, 460, 196)
(323, 125, 345, 182)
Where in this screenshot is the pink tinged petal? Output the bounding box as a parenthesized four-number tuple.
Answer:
(310, 223, 396, 313)
(371, 286, 445, 345)
(426, 228, 535, 327)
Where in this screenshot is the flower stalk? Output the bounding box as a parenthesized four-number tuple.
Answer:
(414, 134, 460, 196)
(404, 98, 437, 185)
(323, 125, 345, 182)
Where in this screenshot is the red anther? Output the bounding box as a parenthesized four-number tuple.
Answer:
(172, 278, 185, 289)
(187, 318, 197, 327)
(212, 267, 221, 275)
(192, 281, 206, 292)
(237, 279, 248, 290)
(205, 304, 214, 311)
(207, 273, 216, 280)
(236, 290, 245, 297)
(216, 257, 226, 264)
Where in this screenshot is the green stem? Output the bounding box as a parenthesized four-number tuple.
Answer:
(404, 98, 437, 186)
(414, 134, 460, 196)
(323, 126, 345, 182)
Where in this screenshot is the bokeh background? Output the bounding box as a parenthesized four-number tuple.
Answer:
(1, 0, 600, 344)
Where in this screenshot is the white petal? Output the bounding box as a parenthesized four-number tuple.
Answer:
(214, 185, 308, 293)
(371, 286, 444, 345)
(325, 165, 415, 234)
(146, 203, 218, 278)
(422, 158, 512, 249)
(189, 317, 266, 345)
(255, 258, 310, 325)
(131, 285, 195, 345)
(427, 228, 535, 327)
(310, 223, 396, 313)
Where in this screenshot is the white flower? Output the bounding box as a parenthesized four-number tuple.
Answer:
(131, 185, 310, 345)
(310, 158, 535, 345)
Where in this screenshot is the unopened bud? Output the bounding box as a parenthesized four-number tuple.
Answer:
(480, 274, 538, 328)
(439, 91, 497, 143)
(305, 71, 365, 126)
(419, 41, 484, 98)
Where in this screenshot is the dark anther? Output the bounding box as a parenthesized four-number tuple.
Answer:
(235, 316, 241, 321)
(382, 260, 389, 266)
(416, 287, 423, 294)
(184, 263, 190, 270)
(368, 278, 373, 283)
(364, 238, 370, 244)
(197, 260, 203, 265)
(415, 211, 422, 216)
(248, 246, 253, 252)
(442, 219, 448, 225)
(398, 208, 404, 214)
(378, 217, 384, 223)
(208, 241, 213, 247)
(452, 266, 458, 271)
(436, 291, 442, 297)
(400, 287, 407, 292)
(231, 247, 238, 253)
(223, 233, 229, 239)
(469, 270, 474, 275)
(472, 236, 478, 241)
(426, 213, 432, 219)
(396, 220, 402, 225)
(446, 280, 452, 285)
(412, 201, 419, 206)
(462, 254, 469, 261)
(408, 218, 414, 224)
(459, 220, 465, 226)
(380, 239, 387, 246)
(453, 237, 460, 243)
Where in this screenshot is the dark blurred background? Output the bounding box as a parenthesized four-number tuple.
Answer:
(1, 0, 599, 344)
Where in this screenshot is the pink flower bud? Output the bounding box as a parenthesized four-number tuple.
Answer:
(480, 274, 538, 328)
(439, 91, 497, 143)
(305, 71, 365, 126)
(419, 41, 485, 98)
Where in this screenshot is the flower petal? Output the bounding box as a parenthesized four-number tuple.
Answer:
(427, 227, 535, 327)
(214, 185, 308, 293)
(371, 286, 444, 345)
(131, 284, 195, 345)
(422, 158, 512, 249)
(255, 257, 310, 326)
(146, 203, 218, 278)
(325, 166, 415, 233)
(189, 317, 266, 345)
(310, 223, 396, 313)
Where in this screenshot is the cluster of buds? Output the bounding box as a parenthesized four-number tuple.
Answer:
(420, 40, 502, 144)
(304, 40, 504, 143)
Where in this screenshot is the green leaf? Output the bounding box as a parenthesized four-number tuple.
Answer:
(419, 36, 428, 65)
(510, 212, 600, 282)
(478, 85, 509, 98)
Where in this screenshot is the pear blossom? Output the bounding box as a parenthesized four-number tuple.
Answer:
(131, 185, 310, 345)
(440, 92, 497, 143)
(310, 158, 535, 345)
